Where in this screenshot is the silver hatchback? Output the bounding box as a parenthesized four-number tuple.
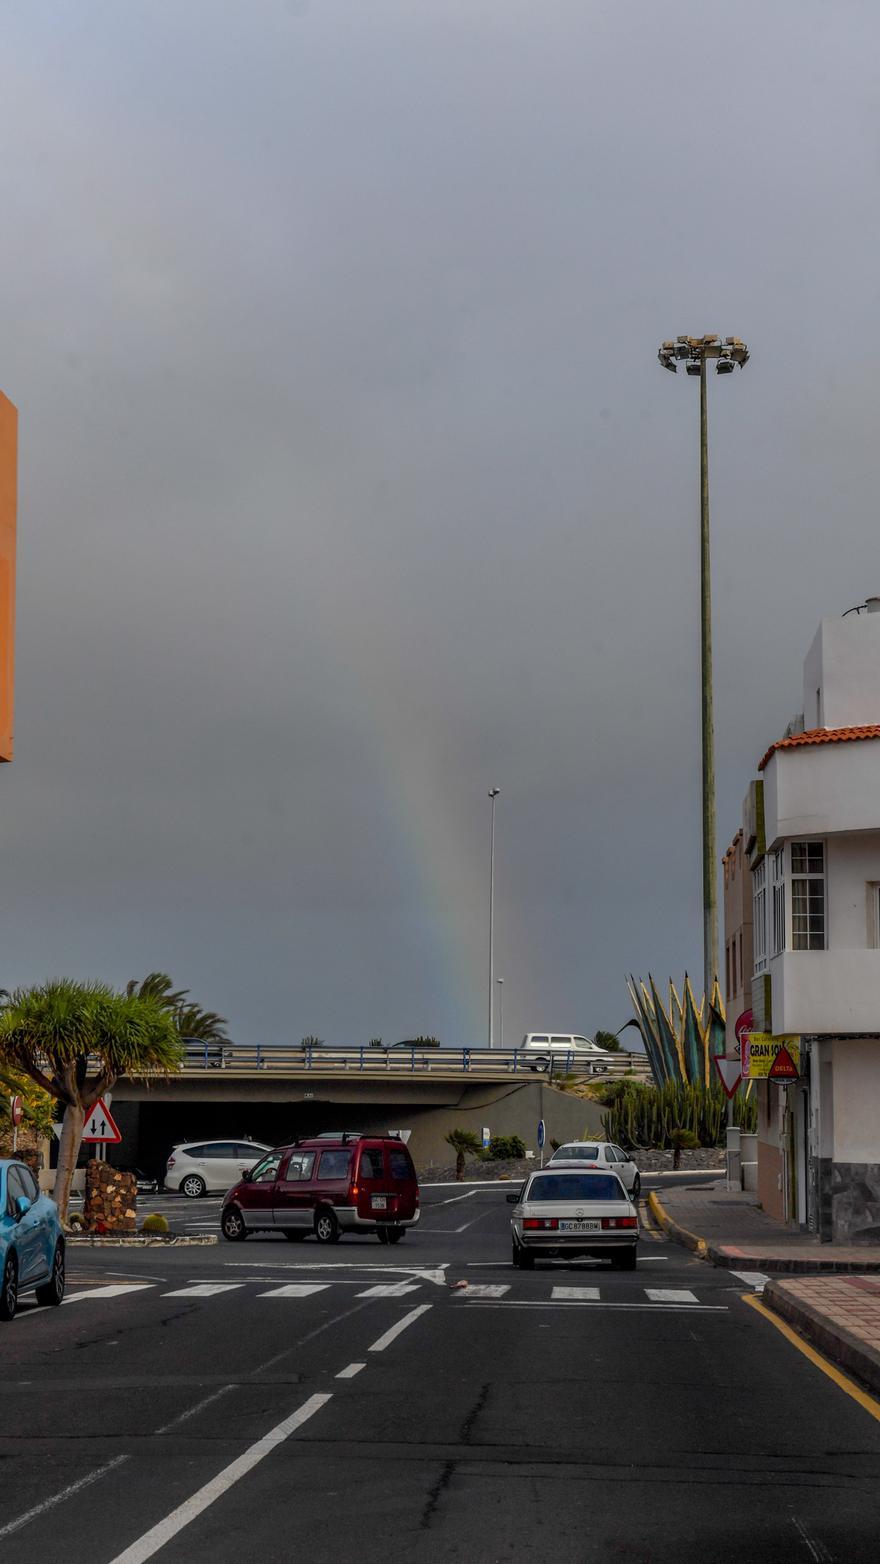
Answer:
(508, 1167, 638, 1270)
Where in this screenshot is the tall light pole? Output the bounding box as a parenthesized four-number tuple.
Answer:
(497, 978, 504, 1052)
(487, 787, 500, 1048)
(658, 335, 749, 1004)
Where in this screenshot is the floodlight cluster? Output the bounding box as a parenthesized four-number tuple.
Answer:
(658, 335, 749, 375)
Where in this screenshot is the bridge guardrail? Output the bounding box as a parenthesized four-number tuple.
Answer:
(175, 1043, 654, 1083)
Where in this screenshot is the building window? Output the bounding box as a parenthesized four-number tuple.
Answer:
(771, 846, 786, 957)
(753, 859, 767, 973)
(791, 841, 826, 950)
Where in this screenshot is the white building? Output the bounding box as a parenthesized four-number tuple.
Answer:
(740, 602, 880, 1241)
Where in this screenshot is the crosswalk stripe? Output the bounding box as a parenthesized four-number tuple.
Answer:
(65, 1284, 155, 1301)
(551, 1286, 601, 1301)
(162, 1284, 245, 1298)
(356, 1282, 422, 1297)
(644, 1288, 699, 1304)
(456, 1283, 510, 1299)
(730, 1271, 770, 1291)
(257, 1284, 330, 1298)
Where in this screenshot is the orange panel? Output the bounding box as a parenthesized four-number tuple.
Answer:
(0, 394, 18, 762)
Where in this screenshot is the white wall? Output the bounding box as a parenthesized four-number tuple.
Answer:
(802, 614, 880, 730)
(828, 833, 880, 947)
(764, 743, 880, 842)
(831, 1038, 880, 1162)
(770, 949, 880, 1033)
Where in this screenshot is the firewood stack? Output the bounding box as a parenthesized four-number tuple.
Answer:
(83, 1161, 137, 1232)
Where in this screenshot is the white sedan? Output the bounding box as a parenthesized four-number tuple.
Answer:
(508, 1168, 638, 1270)
(548, 1141, 641, 1199)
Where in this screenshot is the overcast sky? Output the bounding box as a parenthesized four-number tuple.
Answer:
(0, 1, 878, 1047)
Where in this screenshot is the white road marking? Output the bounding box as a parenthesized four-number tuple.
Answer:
(162, 1284, 244, 1298)
(66, 1284, 155, 1301)
(0, 1455, 129, 1539)
(456, 1300, 729, 1312)
(551, 1286, 601, 1301)
(431, 1189, 480, 1206)
(108, 1394, 332, 1564)
(730, 1270, 770, 1291)
(155, 1385, 235, 1434)
(357, 1281, 422, 1297)
(257, 1284, 330, 1298)
(368, 1303, 433, 1352)
(644, 1288, 700, 1304)
(454, 1283, 509, 1299)
(336, 1362, 366, 1379)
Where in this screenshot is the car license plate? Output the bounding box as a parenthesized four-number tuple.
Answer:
(559, 1219, 600, 1232)
(371, 1195, 387, 1210)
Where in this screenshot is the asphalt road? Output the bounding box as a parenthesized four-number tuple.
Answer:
(4, 1178, 880, 1563)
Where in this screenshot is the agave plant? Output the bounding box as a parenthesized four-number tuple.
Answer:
(626, 975, 727, 1088)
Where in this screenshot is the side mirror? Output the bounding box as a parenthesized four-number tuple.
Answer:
(15, 1195, 31, 1218)
(242, 1169, 254, 1183)
(506, 1191, 521, 1204)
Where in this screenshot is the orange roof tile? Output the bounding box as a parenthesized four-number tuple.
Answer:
(759, 724, 880, 771)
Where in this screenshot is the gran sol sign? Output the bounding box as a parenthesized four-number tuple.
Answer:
(741, 1032, 801, 1080)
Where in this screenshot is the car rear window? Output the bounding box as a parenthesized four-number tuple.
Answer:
(527, 1174, 626, 1202)
(317, 1150, 352, 1180)
(359, 1148, 385, 1179)
(553, 1146, 599, 1160)
(388, 1149, 413, 1180)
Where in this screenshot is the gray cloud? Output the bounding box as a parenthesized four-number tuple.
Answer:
(1, 1, 878, 1045)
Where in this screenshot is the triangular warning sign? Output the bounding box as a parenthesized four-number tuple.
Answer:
(82, 1097, 122, 1144)
(713, 1055, 742, 1099)
(768, 1046, 798, 1082)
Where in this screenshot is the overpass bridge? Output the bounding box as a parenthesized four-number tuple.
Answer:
(110, 1046, 652, 1178)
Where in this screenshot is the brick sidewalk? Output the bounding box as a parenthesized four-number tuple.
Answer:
(651, 1179, 880, 1273)
(764, 1275, 880, 1397)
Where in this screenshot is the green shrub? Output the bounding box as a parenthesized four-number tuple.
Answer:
(488, 1134, 526, 1161)
(601, 1080, 756, 1149)
(141, 1213, 169, 1234)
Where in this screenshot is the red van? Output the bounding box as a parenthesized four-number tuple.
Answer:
(220, 1133, 420, 1245)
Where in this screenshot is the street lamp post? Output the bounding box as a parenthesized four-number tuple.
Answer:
(487, 788, 500, 1049)
(657, 335, 749, 1005)
(497, 978, 504, 1052)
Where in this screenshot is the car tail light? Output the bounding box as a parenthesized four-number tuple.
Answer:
(166, 1156, 175, 1168)
(522, 1217, 559, 1230)
(601, 1216, 637, 1230)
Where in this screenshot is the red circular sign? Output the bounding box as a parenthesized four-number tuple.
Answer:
(734, 1009, 753, 1048)
(10, 1095, 22, 1127)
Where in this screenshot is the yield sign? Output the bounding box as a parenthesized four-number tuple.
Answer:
(768, 1046, 799, 1082)
(82, 1098, 122, 1144)
(713, 1055, 742, 1099)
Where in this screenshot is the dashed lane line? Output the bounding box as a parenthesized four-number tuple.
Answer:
(108, 1394, 333, 1564)
(336, 1362, 366, 1379)
(368, 1304, 433, 1352)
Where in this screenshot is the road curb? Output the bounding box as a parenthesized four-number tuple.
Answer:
(646, 1190, 707, 1258)
(66, 1234, 218, 1246)
(763, 1281, 880, 1398)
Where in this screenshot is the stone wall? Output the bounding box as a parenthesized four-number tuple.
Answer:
(831, 1162, 880, 1243)
(83, 1161, 137, 1233)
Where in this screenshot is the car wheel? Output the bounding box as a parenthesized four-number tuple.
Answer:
(314, 1208, 340, 1244)
(377, 1226, 390, 1244)
(35, 1241, 65, 1306)
(284, 1230, 307, 1241)
(632, 1173, 641, 1199)
(0, 1253, 18, 1321)
(519, 1247, 535, 1271)
(387, 1229, 405, 1244)
(181, 1175, 207, 1199)
(511, 1240, 522, 1268)
(221, 1206, 247, 1241)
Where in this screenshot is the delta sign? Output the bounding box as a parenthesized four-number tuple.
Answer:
(741, 1032, 802, 1081)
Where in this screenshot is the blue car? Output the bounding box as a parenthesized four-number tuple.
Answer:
(0, 1160, 65, 1320)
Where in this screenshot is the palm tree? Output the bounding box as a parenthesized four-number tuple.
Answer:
(0, 979, 183, 1221)
(444, 1128, 481, 1182)
(126, 972, 228, 1043)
